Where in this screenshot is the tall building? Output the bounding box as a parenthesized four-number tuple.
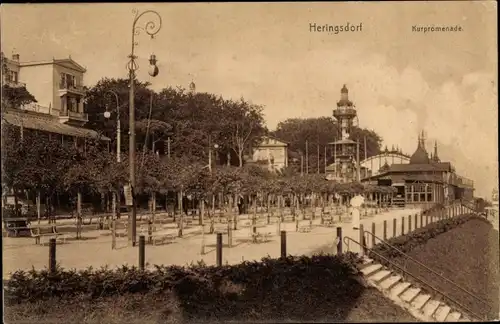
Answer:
(1, 52, 109, 146)
(326, 85, 360, 182)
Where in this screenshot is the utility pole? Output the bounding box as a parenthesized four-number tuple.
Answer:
(317, 142, 320, 174)
(300, 154, 304, 176)
(356, 140, 361, 182)
(324, 146, 327, 173)
(305, 140, 309, 174)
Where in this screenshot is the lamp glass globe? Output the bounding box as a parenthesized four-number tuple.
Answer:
(104, 111, 111, 118)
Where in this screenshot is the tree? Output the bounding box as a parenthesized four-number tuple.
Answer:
(272, 117, 383, 173)
(1, 84, 37, 112)
(220, 98, 267, 167)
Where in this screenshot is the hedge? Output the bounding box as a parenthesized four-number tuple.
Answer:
(369, 213, 486, 266)
(4, 253, 365, 321)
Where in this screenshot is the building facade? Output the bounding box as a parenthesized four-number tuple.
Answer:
(252, 136, 288, 171)
(361, 132, 474, 207)
(1, 52, 109, 147)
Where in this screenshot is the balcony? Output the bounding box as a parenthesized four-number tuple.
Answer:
(58, 82, 85, 97)
(59, 109, 88, 126)
(19, 103, 49, 113)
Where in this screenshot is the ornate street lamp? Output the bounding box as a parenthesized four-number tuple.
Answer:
(126, 9, 162, 246)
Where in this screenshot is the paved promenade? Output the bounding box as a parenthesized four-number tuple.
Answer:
(3, 207, 423, 278)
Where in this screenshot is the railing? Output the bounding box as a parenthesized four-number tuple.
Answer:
(60, 110, 88, 121)
(59, 82, 84, 92)
(19, 103, 48, 113)
(343, 236, 486, 321)
(363, 230, 493, 314)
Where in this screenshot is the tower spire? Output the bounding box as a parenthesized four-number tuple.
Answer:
(432, 140, 440, 162)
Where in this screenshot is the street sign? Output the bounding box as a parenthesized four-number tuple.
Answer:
(124, 185, 133, 206)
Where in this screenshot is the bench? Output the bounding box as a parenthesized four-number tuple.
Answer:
(298, 226, 312, 233)
(3, 217, 32, 237)
(30, 226, 66, 245)
(251, 232, 272, 243)
(152, 232, 176, 245)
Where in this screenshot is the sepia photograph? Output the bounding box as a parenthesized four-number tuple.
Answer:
(1, 2, 498, 323)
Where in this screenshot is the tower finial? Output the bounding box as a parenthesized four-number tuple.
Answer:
(432, 140, 440, 162)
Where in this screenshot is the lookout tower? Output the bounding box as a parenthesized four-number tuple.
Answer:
(326, 85, 360, 182)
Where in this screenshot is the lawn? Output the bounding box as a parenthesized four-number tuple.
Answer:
(394, 218, 499, 320)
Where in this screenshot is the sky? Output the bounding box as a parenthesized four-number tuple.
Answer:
(1, 2, 498, 198)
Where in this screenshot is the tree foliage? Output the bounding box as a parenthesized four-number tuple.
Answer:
(272, 117, 383, 173)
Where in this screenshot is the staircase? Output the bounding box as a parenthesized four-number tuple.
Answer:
(359, 257, 469, 322)
(344, 230, 494, 322)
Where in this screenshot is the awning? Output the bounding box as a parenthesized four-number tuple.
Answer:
(3, 111, 110, 141)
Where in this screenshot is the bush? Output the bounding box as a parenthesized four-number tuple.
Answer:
(368, 213, 487, 265)
(4, 253, 365, 321)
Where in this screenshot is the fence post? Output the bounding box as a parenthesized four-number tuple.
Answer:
(426, 213, 429, 225)
(383, 220, 387, 240)
(393, 218, 397, 238)
(371, 222, 376, 247)
(281, 230, 287, 258)
(408, 215, 412, 232)
(420, 213, 423, 227)
(139, 235, 145, 270)
(359, 224, 366, 256)
(336, 227, 342, 255)
(414, 214, 418, 229)
(401, 216, 405, 235)
(49, 238, 56, 273)
(216, 233, 223, 266)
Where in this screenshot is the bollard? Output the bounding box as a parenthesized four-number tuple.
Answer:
(216, 233, 223, 266)
(393, 218, 397, 238)
(359, 224, 366, 256)
(139, 235, 145, 270)
(281, 230, 287, 258)
(401, 216, 405, 235)
(49, 238, 56, 273)
(408, 215, 412, 232)
(371, 222, 376, 247)
(414, 214, 418, 229)
(383, 220, 387, 240)
(336, 227, 342, 255)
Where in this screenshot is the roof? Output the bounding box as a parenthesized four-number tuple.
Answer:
(19, 57, 87, 73)
(409, 143, 430, 164)
(3, 111, 109, 141)
(256, 135, 288, 147)
(329, 139, 357, 145)
(389, 162, 452, 173)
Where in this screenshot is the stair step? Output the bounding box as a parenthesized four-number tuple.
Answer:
(379, 275, 401, 290)
(361, 264, 382, 276)
(362, 257, 374, 265)
(400, 287, 421, 303)
(368, 270, 392, 283)
(445, 311, 462, 322)
(422, 299, 441, 318)
(411, 293, 431, 310)
(390, 282, 411, 298)
(434, 305, 451, 322)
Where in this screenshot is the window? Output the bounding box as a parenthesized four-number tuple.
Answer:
(69, 98, 78, 112)
(60, 73, 76, 89)
(10, 71, 18, 82)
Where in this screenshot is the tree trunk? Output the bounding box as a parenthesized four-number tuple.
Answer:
(178, 190, 184, 237)
(238, 152, 243, 167)
(76, 191, 82, 239)
(201, 197, 206, 254)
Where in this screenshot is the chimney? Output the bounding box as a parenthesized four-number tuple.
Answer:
(12, 54, 20, 61)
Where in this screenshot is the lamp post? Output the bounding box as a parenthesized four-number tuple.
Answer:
(104, 90, 120, 250)
(126, 9, 162, 246)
